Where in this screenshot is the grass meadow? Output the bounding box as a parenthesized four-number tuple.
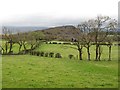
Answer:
(2, 42, 119, 88)
(2, 55, 118, 88)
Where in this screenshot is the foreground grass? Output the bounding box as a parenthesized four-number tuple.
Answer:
(2, 55, 118, 88)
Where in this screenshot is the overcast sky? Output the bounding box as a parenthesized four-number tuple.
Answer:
(0, 0, 119, 27)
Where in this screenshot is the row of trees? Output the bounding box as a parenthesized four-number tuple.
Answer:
(74, 16, 117, 61)
(1, 28, 44, 54)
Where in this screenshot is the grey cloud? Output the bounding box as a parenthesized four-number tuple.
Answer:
(2, 15, 87, 27)
(2, 15, 117, 27)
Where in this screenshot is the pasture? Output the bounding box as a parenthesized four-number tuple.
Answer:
(2, 55, 118, 88)
(2, 42, 118, 88)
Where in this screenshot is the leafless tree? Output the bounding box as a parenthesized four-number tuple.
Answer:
(72, 27, 84, 60)
(88, 16, 117, 61)
(77, 21, 94, 61)
(2, 26, 14, 54)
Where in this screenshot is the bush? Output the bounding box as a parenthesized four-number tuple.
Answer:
(68, 54, 74, 59)
(55, 53, 62, 58)
(114, 44, 120, 46)
(45, 52, 49, 57)
(36, 51, 40, 56)
(53, 42, 57, 44)
(58, 43, 62, 44)
(40, 51, 44, 56)
(49, 52, 54, 57)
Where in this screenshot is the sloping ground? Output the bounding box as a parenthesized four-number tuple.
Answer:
(1, 25, 80, 41)
(35, 25, 80, 41)
(2, 55, 118, 88)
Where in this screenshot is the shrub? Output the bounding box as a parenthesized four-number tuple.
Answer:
(53, 42, 57, 44)
(36, 51, 40, 56)
(49, 52, 54, 57)
(114, 44, 120, 46)
(55, 53, 62, 58)
(45, 52, 49, 57)
(40, 51, 44, 56)
(58, 43, 62, 44)
(68, 54, 74, 59)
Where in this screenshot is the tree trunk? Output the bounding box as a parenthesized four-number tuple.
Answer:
(95, 44, 99, 61)
(78, 45, 83, 60)
(19, 45, 22, 52)
(95, 28, 99, 61)
(87, 46, 91, 61)
(78, 48, 82, 60)
(23, 43, 26, 51)
(98, 45, 102, 61)
(0, 46, 5, 54)
(9, 42, 13, 53)
(108, 45, 112, 61)
(2, 48, 5, 54)
(5, 42, 8, 54)
(77, 42, 83, 60)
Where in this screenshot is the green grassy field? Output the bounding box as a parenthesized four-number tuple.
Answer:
(2, 42, 119, 88)
(2, 55, 118, 88)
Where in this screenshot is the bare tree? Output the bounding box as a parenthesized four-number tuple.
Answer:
(27, 32, 39, 50)
(22, 32, 29, 52)
(2, 27, 11, 54)
(72, 26, 84, 60)
(12, 32, 23, 52)
(8, 32, 15, 54)
(27, 31, 44, 50)
(77, 21, 94, 61)
(106, 34, 117, 61)
(2, 26, 16, 54)
(88, 16, 117, 61)
(0, 45, 5, 54)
